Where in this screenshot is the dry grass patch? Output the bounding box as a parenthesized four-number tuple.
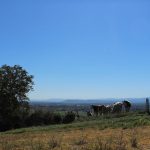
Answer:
(1, 127, 150, 149)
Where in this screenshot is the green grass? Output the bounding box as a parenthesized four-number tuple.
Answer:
(2, 112, 150, 135)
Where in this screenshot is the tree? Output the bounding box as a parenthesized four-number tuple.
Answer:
(0, 65, 34, 131)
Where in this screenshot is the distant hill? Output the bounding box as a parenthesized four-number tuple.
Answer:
(30, 98, 148, 105)
(62, 99, 116, 104)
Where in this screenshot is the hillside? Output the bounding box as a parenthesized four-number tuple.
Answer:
(1, 112, 150, 150)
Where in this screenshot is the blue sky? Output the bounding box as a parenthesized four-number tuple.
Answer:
(0, 0, 150, 99)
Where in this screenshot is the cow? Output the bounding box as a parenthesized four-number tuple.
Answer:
(123, 100, 131, 112)
(91, 105, 99, 116)
(112, 102, 123, 113)
(91, 105, 105, 116)
(105, 105, 112, 114)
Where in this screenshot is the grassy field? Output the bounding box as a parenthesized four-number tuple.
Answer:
(1, 112, 150, 150)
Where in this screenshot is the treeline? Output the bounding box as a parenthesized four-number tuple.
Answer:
(0, 110, 76, 131)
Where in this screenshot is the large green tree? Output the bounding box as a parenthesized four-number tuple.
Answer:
(0, 65, 34, 131)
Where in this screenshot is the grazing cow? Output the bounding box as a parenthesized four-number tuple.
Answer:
(91, 105, 105, 116)
(123, 100, 131, 112)
(102, 105, 112, 115)
(112, 102, 123, 113)
(101, 105, 107, 115)
(91, 105, 99, 116)
(105, 105, 112, 114)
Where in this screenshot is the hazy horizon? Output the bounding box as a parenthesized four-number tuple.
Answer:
(30, 97, 148, 101)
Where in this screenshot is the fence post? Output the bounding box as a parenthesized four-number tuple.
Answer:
(146, 98, 150, 114)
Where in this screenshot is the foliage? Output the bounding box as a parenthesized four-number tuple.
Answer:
(63, 111, 76, 124)
(0, 65, 34, 131)
(52, 113, 62, 124)
(26, 110, 46, 126)
(25, 110, 63, 127)
(2, 112, 150, 134)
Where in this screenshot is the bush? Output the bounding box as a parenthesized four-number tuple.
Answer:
(0, 110, 28, 131)
(25, 110, 45, 126)
(43, 111, 54, 125)
(25, 110, 63, 127)
(0, 109, 76, 131)
(52, 113, 62, 124)
(63, 111, 76, 124)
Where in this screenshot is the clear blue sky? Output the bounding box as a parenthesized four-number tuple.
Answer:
(0, 0, 150, 99)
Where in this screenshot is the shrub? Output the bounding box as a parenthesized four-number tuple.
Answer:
(43, 111, 54, 125)
(25, 110, 63, 127)
(25, 110, 45, 126)
(63, 111, 76, 124)
(52, 113, 62, 124)
(0, 111, 28, 131)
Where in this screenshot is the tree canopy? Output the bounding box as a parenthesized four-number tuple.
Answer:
(0, 65, 34, 100)
(0, 64, 34, 131)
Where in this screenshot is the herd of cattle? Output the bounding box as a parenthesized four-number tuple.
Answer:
(88, 100, 132, 116)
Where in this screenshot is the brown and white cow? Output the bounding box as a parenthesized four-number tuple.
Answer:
(112, 102, 123, 113)
(91, 105, 105, 116)
(122, 100, 131, 112)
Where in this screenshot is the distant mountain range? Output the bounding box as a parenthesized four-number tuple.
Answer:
(30, 98, 149, 105)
